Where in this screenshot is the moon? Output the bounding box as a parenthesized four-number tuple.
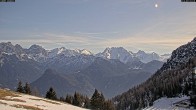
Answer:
(155, 4, 158, 8)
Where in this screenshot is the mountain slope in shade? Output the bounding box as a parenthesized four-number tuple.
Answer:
(0, 53, 43, 90)
(0, 89, 88, 110)
(78, 58, 163, 98)
(31, 69, 94, 97)
(31, 58, 161, 98)
(126, 60, 164, 73)
(44, 55, 95, 75)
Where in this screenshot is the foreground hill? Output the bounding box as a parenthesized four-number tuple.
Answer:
(0, 88, 88, 110)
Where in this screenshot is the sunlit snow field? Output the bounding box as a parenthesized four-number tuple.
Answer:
(0, 89, 88, 110)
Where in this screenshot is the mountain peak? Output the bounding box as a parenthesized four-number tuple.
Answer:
(111, 47, 124, 49)
(0, 42, 13, 47)
(14, 44, 22, 48)
(0, 42, 12, 45)
(137, 50, 146, 54)
(57, 47, 66, 54)
(0, 42, 17, 54)
(97, 47, 136, 63)
(104, 47, 126, 51)
(29, 44, 43, 50)
(80, 49, 93, 55)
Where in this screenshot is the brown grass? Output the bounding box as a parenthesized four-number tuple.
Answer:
(0, 101, 7, 105)
(0, 89, 19, 98)
(12, 104, 44, 110)
(1, 97, 26, 102)
(0, 89, 25, 102)
(29, 98, 61, 105)
(42, 99, 61, 105)
(29, 98, 42, 101)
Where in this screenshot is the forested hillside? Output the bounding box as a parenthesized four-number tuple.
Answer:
(113, 38, 196, 110)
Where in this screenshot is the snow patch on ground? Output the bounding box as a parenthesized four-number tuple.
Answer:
(143, 96, 192, 110)
(0, 89, 88, 110)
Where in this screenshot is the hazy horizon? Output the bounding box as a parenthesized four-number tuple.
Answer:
(0, 40, 191, 55)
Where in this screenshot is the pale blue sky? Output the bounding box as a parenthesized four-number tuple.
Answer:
(0, 0, 196, 54)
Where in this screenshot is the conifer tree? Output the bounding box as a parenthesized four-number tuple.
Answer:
(45, 87, 57, 100)
(73, 92, 82, 107)
(84, 96, 91, 109)
(59, 96, 65, 102)
(65, 94, 73, 104)
(16, 81, 23, 93)
(103, 100, 116, 110)
(24, 82, 31, 95)
(90, 89, 105, 110)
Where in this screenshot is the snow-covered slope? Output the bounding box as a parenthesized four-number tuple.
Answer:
(96, 47, 170, 63)
(143, 96, 190, 110)
(48, 47, 93, 58)
(134, 50, 170, 63)
(0, 89, 88, 110)
(0, 42, 93, 63)
(96, 47, 138, 63)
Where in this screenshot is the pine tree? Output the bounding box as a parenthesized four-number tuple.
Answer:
(73, 92, 82, 107)
(103, 100, 116, 110)
(16, 81, 23, 93)
(24, 82, 31, 95)
(45, 87, 57, 100)
(65, 95, 73, 104)
(100, 93, 105, 109)
(84, 96, 91, 109)
(90, 89, 105, 110)
(59, 96, 65, 102)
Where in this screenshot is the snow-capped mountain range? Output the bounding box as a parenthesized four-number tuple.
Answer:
(0, 42, 171, 63)
(0, 42, 93, 62)
(0, 42, 170, 64)
(0, 42, 170, 63)
(0, 42, 168, 98)
(96, 47, 170, 63)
